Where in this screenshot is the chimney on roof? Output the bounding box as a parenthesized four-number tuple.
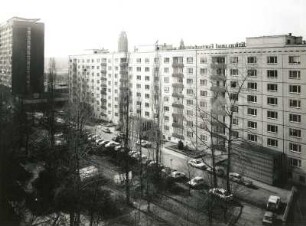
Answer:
(288, 33, 292, 36)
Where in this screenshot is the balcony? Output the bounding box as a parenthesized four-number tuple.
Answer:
(172, 133, 185, 140)
(172, 83, 184, 89)
(172, 93, 184, 98)
(172, 122, 184, 129)
(101, 63, 107, 66)
(210, 63, 226, 69)
(210, 74, 226, 81)
(120, 70, 128, 75)
(172, 72, 184, 78)
(172, 103, 184, 109)
(172, 113, 184, 118)
(172, 62, 184, 68)
(120, 62, 128, 67)
(210, 85, 226, 93)
(101, 70, 107, 74)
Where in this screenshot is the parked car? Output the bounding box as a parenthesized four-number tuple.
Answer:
(229, 172, 242, 183)
(242, 179, 254, 187)
(188, 159, 206, 169)
(142, 141, 152, 148)
(105, 141, 120, 148)
(114, 145, 123, 151)
(187, 176, 205, 188)
(100, 140, 110, 147)
(206, 166, 225, 176)
(102, 128, 111, 133)
(170, 171, 186, 180)
(266, 195, 281, 211)
(262, 211, 275, 225)
(209, 188, 233, 201)
(95, 139, 104, 145)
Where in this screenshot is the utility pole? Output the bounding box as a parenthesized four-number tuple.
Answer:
(137, 100, 143, 196)
(119, 50, 131, 204)
(152, 41, 162, 167)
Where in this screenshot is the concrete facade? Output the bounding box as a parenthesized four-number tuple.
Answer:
(69, 34, 306, 185)
(0, 17, 44, 96)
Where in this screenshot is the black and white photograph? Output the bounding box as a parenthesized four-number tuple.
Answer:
(0, 0, 305, 225)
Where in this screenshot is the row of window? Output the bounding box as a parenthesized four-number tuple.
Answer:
(231, 56, 301, 64)
(247, 108, 301, 119)
(246, 83, 301, 93)
(248, 134, 303, 150)
(247, 95, 302, 106)
(231, 69, 302, 79)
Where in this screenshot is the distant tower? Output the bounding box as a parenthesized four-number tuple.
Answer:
(118, 31, 128, 52)
(179, 39, 185, 49)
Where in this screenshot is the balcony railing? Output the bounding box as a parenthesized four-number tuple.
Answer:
(172, 62, 184, 68)
(210, 63, 226, 69)
(210, 85, 226, 93)
(210, 74, 226, 81)
(172, 113, 184, 118)
(172, 83, 184, 89)
(172, 72, 184, 78)
(101, 63, 107, 67)
(101, 70, 107, 74)
(172, 103, 184, 109)
(172, 133, 185, 140)
(172, 122, 184, 129)
(172, 93, 184, 98)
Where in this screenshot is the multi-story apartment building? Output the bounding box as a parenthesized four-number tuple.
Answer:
(69, 33, 306, 185)
(0, 17, 44, 96)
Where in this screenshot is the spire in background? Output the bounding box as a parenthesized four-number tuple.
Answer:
(118, 31, 128, 52)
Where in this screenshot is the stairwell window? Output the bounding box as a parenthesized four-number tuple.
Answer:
(267, 84, 278, 92)
(289, 56, 301, 64)
(289, 114, 301, 123)
(230, 57, 238, 64)
(267, 124, 278, 133)
(247, 108, 257, 116)
(290, 158, 301, 168)
(289, 99, 301, 108)
(267, 56, 277, 64)
(289, 85, 301, 94)
(289, 128, 301, 138)
(164, 58, 170, 63)
(248, 134, 257, 142)
(267, 138, 278, 147)
(187, 89, 194, 95)
(230, 69, 238, 76)
(200, 68, 207, 75)
(267, 70, 278, 78)
(267, 111, 278, 119)
(200, 90, 207, 96)
(187, 57, 193, 64)
(200, 57, 207, 64)
(289, 143, 301, 153)
(289, 70, 301, 79)
(267, 97, 278, 105)
(248, 121, 257, 129)
(248, 82, 257, 90)
(247, 56, 257, 64)
(247, 95, 257, 103)
(247, 69, 257, 77)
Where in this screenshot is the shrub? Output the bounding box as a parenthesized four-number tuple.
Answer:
(178, 140, 184, 150)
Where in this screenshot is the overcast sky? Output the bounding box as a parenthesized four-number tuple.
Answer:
(1, 0, 305, 57)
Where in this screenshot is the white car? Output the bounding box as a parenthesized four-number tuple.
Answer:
(209, 188, 233, 201)
(267, 195, 281, 211)
(95, 139, 104, 145)
(102, 128, 111, 133)
(114, 145, 123, 151)
(105, 141, 120, 148)
(188, 159, 206, 169)
(187, 176, 205, 188)
(229, 172, 242, 183)
(170, 171, 186, 180)
(100, 140, 110, 147)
